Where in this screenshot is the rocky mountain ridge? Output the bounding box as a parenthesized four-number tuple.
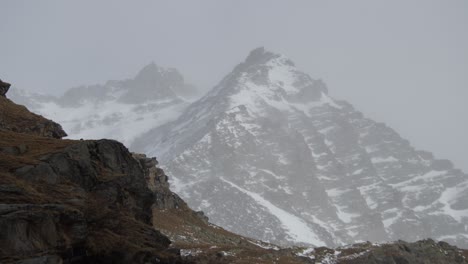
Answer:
(131, 48, 468, 248)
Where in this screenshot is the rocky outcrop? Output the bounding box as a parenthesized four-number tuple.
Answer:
(0, 79, 10, 97)
(132, 153, 208, 224)
(134, 153, 184, 209)
(0, 132, 182, 263)
(0, 85, 179, 263)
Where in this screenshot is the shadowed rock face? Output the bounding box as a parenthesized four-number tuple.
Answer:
(0, 79, 10, 97)
(0, 133, 181, 264)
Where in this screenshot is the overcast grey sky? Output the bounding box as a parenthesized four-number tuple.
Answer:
(1, 0, 467, 171)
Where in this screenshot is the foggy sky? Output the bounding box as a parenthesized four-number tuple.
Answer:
(1, 0, 467, 171)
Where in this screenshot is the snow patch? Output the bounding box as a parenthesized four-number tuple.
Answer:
(371, 156, 398, 164)
(436, 184, 468, 222)
(221, 178, 325, 246)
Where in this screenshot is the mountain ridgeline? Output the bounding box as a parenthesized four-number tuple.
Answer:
(10, 48, 468, 250)
(132, 48, 468, 248)
(9, 63, 198, 146)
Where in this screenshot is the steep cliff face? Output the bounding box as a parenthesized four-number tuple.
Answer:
(0, 132, 182, 263)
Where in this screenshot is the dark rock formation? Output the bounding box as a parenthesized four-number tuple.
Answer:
(0, 133, 183, 263)
(132, 153, 179, 208)
(0, 79, 10, 97)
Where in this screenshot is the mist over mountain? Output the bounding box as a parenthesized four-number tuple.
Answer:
(9, 63, 199, 146)
(130, 48, 468, 248)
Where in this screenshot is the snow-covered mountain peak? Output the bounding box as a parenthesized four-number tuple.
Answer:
(132, 48, 468, 248)
(243, 47, 294, 67)
(135, 61, 160, 77)
(134, 62, 182, 86)
(118, 62, 185, 103)
(222, 48, 337, 117)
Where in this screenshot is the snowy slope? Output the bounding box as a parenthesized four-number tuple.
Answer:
(132, 47, 468, 248)
(9, 63, 196, 146)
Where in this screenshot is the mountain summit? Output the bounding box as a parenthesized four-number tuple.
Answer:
(132, 48, 468, 248)
(121, 62, 181, 103)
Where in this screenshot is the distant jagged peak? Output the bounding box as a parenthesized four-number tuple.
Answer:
(236, 47, 295, 71)
(244, 47, 290, 66)
(134, 61, 200, 99)
(218, 47, 332, 112)
(134, 61, 183, 83)
(46, 62, 193, 106)
(134, 61, 161, 80)
(113, 62, 191, 104)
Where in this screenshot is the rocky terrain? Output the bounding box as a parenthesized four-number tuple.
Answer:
(1, 79, 468, 263)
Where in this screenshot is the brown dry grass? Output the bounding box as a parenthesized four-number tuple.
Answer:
(152, 208, 307, 263)
(153, 208, 244, 245)
(0, 131, 74, 172)
(0, 96, 57, 133)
